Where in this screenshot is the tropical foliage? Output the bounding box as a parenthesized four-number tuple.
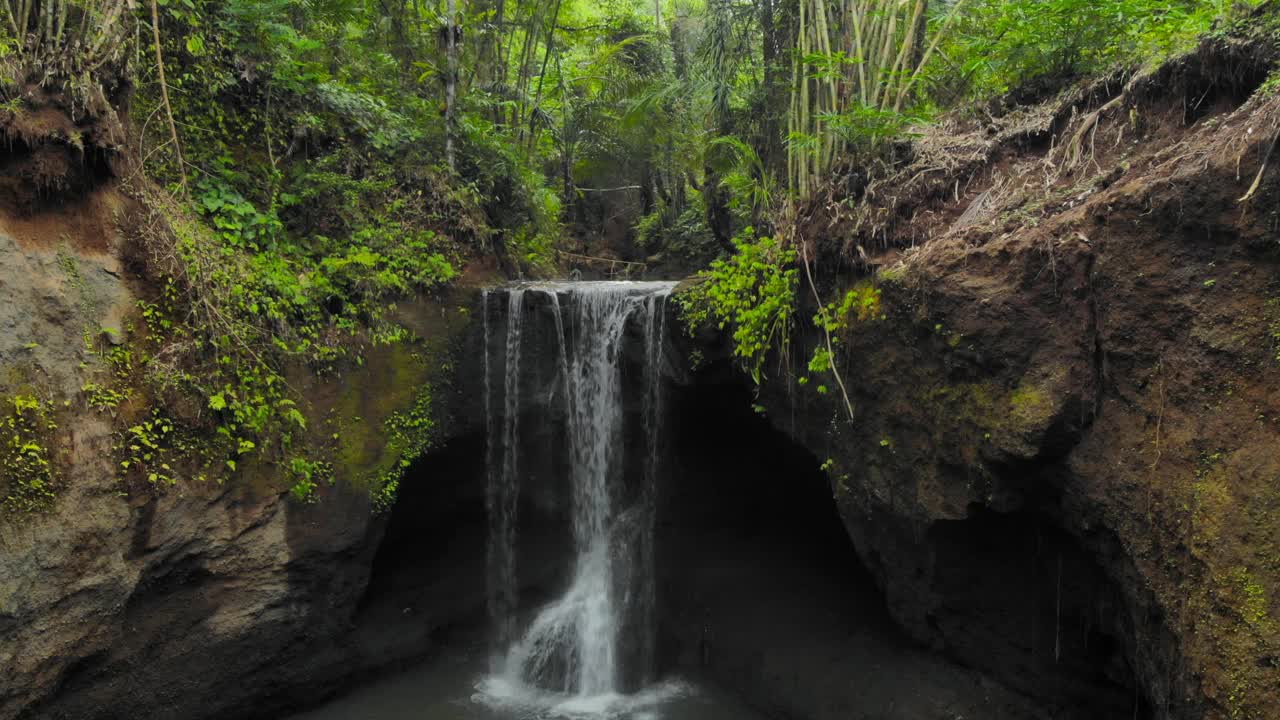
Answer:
(0, 0, 1264, 505)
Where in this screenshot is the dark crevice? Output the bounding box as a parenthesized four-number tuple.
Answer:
(355, 430, 492, 646)
(656, 360, 1149, 720)
(929, 506, 1151, 719)
(0, 135, 114, 213)
(655, 370, 1004, 719)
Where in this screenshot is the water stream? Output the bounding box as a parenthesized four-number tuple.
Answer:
(478, 281, 675, 715)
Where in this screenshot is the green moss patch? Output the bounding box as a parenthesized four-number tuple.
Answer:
(331, 341, 435, 507)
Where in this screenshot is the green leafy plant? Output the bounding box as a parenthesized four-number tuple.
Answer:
(678, 230, 798, 383)
(195, 177, 283, 252)
(932, 0, 1237, 101)
(119, 410, 185, 486)
(82, 382, 130, 412)
(1, 395, 60, 515)
(815, 286, 884, 335)
(287, 457, 334, 502)
(798, 273, 887, 423)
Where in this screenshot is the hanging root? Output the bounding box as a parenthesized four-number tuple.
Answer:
(1060, 94, 1126, 172)
(799, 241, 857, 425)
(1238, 125, 1280, 203)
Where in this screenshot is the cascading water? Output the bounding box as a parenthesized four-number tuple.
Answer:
(477, 281, 678, 717)
(485, 288, 526, 650)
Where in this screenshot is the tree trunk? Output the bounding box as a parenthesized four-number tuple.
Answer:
(757, 0, 791, 178)
(703, 163, 734, 253)
(445, 0, 458, 171)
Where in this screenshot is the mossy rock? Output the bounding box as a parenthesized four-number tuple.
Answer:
(327, 342, 435, 500)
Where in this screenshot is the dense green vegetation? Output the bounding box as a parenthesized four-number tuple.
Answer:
(0, 0, 1265, 507)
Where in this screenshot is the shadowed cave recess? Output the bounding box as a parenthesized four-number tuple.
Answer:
(312, 283, 1150, 720)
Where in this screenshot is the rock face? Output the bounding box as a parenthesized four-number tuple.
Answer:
(0, 298, 487, 720)
(1, 457, 383, 720)
(0, 198, 368, 719)
(0, 240, 127, 397)
(0, 174, 486, 718)
(740, 41, 1280, 720)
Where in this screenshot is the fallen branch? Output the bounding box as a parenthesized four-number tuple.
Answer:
(574, 185, 642, 193)
(555, 250, 647, 268)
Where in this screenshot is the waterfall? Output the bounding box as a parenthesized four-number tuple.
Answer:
(633, 293, 666, 683)
(480, 281, 675, 706)
(484, 288, 527, 654)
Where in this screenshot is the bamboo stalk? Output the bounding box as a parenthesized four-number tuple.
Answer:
(862, 1, 887, 100)
(87, 0, 126, 59)
(44, 0, 55, 52)
(849, 0, 869, 106)
(790, 0, 802, 190)
(77, 0, 92, 54)
(496, 0, 513, 87)
(786, 0, 970, 200)
(444, 0, 457, 170)
(799, 0, 811, 196)
(883, 0, 926, 110)
(813, 0, 836, 174)
(2, 0, 21, 39)
(870, 7, 897, 109)
(787, 29, 799, 194)
(15, 0, 28, 45)
(895, 0, 968, 111)
(53, 0, 66, 48)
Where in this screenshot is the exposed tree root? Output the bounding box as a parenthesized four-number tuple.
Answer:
(1060, 92, 1127, 173)
(1237, 125, 1279, 203)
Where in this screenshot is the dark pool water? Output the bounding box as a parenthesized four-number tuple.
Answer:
(286, 646, 768, 720)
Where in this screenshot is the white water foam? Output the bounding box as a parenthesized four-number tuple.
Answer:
(472, 675, 694, 720)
